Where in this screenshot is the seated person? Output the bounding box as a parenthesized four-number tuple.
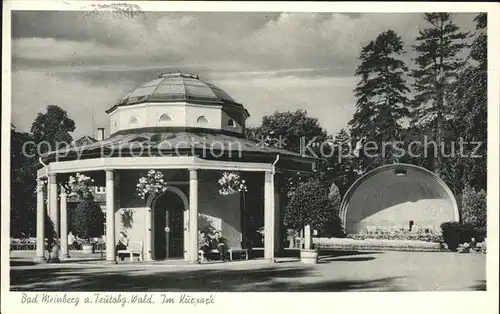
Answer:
(210, 231, 228, 261)
(115, 231, 129, 261)
(198, 231, 211, 260)
(68, 231, 79, 250)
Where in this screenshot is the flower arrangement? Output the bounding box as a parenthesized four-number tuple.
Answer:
(63, 173, 95, 201)
(35, 178, 48, 193)
(218, 172, 247, 195)
(136, 169, 168, 200)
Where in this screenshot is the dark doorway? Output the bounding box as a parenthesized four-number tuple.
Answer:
(153, 191, 185, 260)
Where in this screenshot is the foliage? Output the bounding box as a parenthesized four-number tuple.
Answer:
(30, 105, 76, 154)
(283, 178, 343, 237)
(349, 30, 410, 146)
(63, 173, 95, 201)
(11, 125, 37, 237)
(246, 109, 333, 202)
(245, 109, 329, 154)
(218, 172, 247, 195)
(444, 13, 487, 192)
(71, 199, 105, 241)
(324, 129, 360, 196)
(440, 222, 461, 251)
(410, 13, 469, 174)
(136, 169, 168, 200)
(328, 182, 341, 209)
(347, 229, 443, 243)
(45, 212, 56, 252)
(440, 221, 480, 251)
(460, 185, 487, 239)
(315, 237, 443, 252)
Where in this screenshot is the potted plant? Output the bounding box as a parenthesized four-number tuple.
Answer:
(63, 173, 103, 254)
(71, 198, 104, 254)
(283, 179, 343, 264)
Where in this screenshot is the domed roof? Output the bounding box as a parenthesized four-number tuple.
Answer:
(106, 72, 243, 113)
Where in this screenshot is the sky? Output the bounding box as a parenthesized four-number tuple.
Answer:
(10, 11, 478, 140)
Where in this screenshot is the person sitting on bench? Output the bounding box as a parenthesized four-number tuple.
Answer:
(115, 231, 129, 261)
(68, 231, 80, 250)
(198, 230, 211, 260)
(211, 231, 228, 261)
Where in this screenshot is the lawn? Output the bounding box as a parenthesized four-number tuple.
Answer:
(10, 250, 486, 292)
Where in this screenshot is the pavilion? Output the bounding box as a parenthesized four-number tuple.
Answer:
(340, 163, 459, 235)
(34, 72, 316, 263)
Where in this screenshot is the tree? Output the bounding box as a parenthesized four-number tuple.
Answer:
(324, 129, 359, 196)
(30, 105, 76, 153)
(71, 199, 105, 241)
(246, 109, 329, 154)
(348, 30, 410, 172)
(10, 125, 37, 237)
(410, 13, 469, 175)
(283, 178, 344, 238)
(444, 13, 487, 192)
(460, 184, 487, 240)
(246, 109, 332, 200)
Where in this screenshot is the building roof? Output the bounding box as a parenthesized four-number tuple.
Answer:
(73, 135, 98, 147)
(106, 72, 246, 114)
(42, 128, 316, 173)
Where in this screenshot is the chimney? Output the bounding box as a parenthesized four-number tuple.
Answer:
(97, 128, 105, 141)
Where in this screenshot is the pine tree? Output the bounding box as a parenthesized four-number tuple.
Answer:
(348, 30, 410, 171)
(410, 13, 469, 174)
(443, 13, 487, 192)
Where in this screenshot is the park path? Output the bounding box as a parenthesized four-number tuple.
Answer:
(10, 251, 486, 292)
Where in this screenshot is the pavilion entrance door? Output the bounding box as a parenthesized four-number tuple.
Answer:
(153, 191, 185, 260)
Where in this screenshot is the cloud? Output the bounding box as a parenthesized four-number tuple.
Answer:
(11, 70, 136, 139)
(10, 11, 479, 139)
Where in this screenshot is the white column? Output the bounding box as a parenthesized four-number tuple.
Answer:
(48, 173, 60, 262)
(304, 225, 312, 250)
(274, 174, 281, 253)
(59, 185, 69, 259)
(145, 207, 152, 261)
(34, 179, 46, 262)
(184, 205, 190, 261)
(264, 171, 275, 261)
(105, 169, 116, 263)
(188, 169, 199, 263)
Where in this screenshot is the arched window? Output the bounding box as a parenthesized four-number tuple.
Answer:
(129, 116, 139, 125)
(197, 116, 209, 125)
(159, 114, 172, 123)
(228, 119, 236, 127)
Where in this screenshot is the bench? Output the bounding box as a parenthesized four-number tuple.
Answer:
(117, 241, 143, 262)
(198, 243, 249, 262)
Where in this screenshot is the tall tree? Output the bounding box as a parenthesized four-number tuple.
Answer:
(410, 13, 469, 175)
(11, 125, 37, 236)
(437, 13, 487, 195)
(31, 105, 76, 153)
(348, 30, 410, 172)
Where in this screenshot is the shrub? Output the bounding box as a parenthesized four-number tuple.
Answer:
(44, 212, 56, 252)
(284, 178, 344, 237)
(441, 222, 461, 251)
(460, 185, 487, 240)
(347, 229, 443, 243)
(71, 199, 104, 242)
(440, 222, 480, 251)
